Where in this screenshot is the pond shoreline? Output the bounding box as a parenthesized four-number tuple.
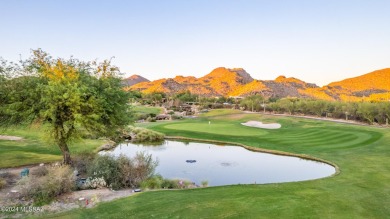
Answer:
(164, 136, 340, 178)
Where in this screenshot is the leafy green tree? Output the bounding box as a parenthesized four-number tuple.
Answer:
(357, 102, 378, 124)
(128, 90, 142, 103)
(0, 50, 132, 164)
(376, 102, 390, 124)
(240, 95, 264, 112)
(142, 92, 165, 106)
(307, 100, 328, 117)
(277, 98, 296, 115)
(174, 91, 198, 102)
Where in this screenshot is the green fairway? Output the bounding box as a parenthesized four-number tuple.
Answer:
(163, 122, 268, 136)
(24, 110, 390, 218)
(0, 127, 105, 168)
(132, 105, 163, 115)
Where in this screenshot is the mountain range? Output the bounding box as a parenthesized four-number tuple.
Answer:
(124, 67, 390, 101)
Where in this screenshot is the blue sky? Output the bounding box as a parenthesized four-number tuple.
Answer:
(1, 0, 390, 86)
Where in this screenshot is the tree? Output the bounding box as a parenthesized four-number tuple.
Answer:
(0, 49, 132, 164)
(357, 102, 377, 124)
(174, 90, 198, 102)
(240, 95, 264, 112)
(278, 98, 296, 115)
(142, 92, 165, 106)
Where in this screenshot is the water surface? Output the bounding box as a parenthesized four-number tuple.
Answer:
(103, 140, 335, 186)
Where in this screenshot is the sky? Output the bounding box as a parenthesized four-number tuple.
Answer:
(1, 0, 390, 86)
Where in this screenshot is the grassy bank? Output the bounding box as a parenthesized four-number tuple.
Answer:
(132, 105, 163, 115)
(0, 127, 104, 168)
(45, 109, 390, 218)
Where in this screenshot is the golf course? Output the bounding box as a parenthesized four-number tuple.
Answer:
(21, 109, 388, 218)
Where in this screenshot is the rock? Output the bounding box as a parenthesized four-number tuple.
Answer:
(98, 140, 116, 151)
(79, 197, 85, 201)
(39, 163, 45, 166)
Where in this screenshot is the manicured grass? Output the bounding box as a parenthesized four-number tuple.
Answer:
(31, 110, 390, 218)
(132, 105, 163, 115)
(0, 127, 105, 168)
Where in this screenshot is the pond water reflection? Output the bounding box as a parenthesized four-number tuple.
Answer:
(102, 140, 335, 186)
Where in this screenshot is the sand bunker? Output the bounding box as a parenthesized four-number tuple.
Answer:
(0, 135, 23, 141)
(241, 121, 281, 129)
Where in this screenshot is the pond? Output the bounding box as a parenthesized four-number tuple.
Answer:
(102, 140, 336, 186)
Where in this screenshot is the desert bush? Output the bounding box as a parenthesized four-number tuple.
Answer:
(131, 152, 158, 185)
(201, 180, 209, 187)
(31, 166, 48, 177)
(171, 114, 183, 120)
(129, 127, 164, 142)
(169, 179, 193, 189)
(134, 113, 148, 121)
(142, 178, 194, 189)
(83, 177, 107, 189)
(87, 154, 123, 190)
(87, 152, 158, 189)
(72, 152, 95, 175)
(0, 178, 6, 189)
(146, 116, 156, 122)
(118, 152, 158, 188)
(117, 155, 133, 188)
(17, 165, 76, 205)
(140, 175, 163, 189)
(161, 179, 179, 189)
(0, 172, 14, 184)
(149, 113, 157, 118)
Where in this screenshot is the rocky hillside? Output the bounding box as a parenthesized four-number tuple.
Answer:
(324, 68, 390, 101)
(122, 75, 150, 87)
(130, 67, 255, 96)
(127, 67, 390, 101)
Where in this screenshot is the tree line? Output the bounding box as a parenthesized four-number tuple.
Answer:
(129, 90, 389, 125)
(240, 95, 390, 125)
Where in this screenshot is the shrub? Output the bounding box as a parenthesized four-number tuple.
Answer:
(117, 152, 158, 188)
(161, 179, 179, 189)
(128, 127, 164, 142)
(201, 180, 209, 187)
(83, 177, 107, 189)
(171, 114, 183, 120)
(87, 153, 159, 189)
(146, 116, 156, 122)
(72, 152, 95, 175)
(132, 152, 158, 185)
(0, 172, 14, 184)
(141, 177, 196, 189)
(140, 175, 163, 189)
(17, 165, 76, 205)
(134, 113, 148, 121)
(0, 178, 6, 189)
(87, 155, 123, 190)
(31, 166, 48, 177)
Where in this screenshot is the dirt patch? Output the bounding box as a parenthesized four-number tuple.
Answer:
(241, 121, 281, 129)
(0, 135, 23, 141)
